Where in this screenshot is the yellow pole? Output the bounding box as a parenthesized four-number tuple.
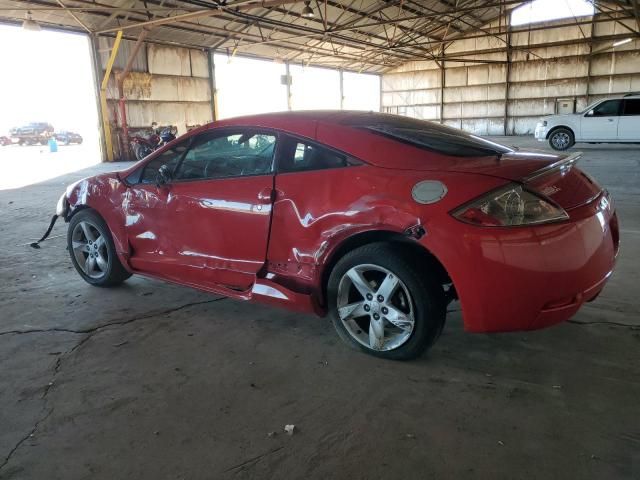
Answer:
(100, 31, 123, 162)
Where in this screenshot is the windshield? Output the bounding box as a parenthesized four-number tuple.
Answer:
(345, 115, 512, 157)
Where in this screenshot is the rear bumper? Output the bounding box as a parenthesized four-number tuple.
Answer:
(426, 191, 619, 333)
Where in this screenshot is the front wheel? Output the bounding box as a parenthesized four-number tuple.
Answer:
(327, 243, 446, 360)
(548, 128, 574, 151)
(67, 209, 132, 287)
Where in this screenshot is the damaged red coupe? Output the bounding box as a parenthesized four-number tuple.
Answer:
(55, 112, 619, 359)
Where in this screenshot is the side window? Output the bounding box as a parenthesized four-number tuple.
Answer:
(279, 137, 349, 173)
(622, 99, 640, 116)
(174, 131, 276, 181)
(139, 142, 189, 184)
(589, 100, 621, 117)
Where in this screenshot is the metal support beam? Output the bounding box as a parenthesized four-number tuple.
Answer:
(208, 49, 218, 121)
(586, 14, 595, 104)
(117, 28, 148, 160)
(90, 34, 107, 162)
(632, 0, 640, 33)
(96, 0, 304, 34)
(504, 22, 511, 135)
(100, 30, 123, 163)
(439, 46, 445, 124)
(285, 61, 292, 111)
(55, 0, 91, 32)
(339, 69, 344, 110)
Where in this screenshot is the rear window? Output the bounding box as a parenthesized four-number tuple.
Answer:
(346, 115, 512, 157)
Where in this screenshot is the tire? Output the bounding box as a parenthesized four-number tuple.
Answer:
(548, 128, 574, 151)
(67, 209, 132, 287)
(327, 243, 446, 360)
(135, 145, 152, 160)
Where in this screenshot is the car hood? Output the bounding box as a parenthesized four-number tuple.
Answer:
(542, 113, 577, 122)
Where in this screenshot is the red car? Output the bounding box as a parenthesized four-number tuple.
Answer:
(55, 112, 619, 359)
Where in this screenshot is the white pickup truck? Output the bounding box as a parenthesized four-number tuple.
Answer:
(534, 93, 640, 150)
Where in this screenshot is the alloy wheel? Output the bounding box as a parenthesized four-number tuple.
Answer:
(336, 264, 415, 351)
(551, 132, 570, 149)
(71, 220, 109, 279)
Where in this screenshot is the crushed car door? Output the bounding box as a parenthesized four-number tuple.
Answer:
(159, 129, 277, 290)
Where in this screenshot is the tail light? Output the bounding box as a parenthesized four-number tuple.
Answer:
(451, 183, 569, 227)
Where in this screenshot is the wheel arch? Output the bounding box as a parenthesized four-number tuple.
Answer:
(318, 229, 453, 308)
(66, 203, 91, 222)
(546, 124, 574, 139)
(66, 203, 132, 273)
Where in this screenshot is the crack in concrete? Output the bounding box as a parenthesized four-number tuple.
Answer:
(568, 319, 639, 328)
(0, 408, 54, 472)
(0, 296, 226, 474)
(223, 446, 284, 473)
(0, 297, 226, 337)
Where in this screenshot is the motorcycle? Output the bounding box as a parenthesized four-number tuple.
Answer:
(130, 132, 160, 160)
(158, 126, 177, 147)
(130, 126, 177, 160)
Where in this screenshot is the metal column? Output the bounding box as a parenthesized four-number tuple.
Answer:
(504, 25, 512, 136)
(89, 34, 108, 162)
(339, 69, 344, 110)
(100, 30, 123, 162)
(285, 61, 292, 111)
(207, 49, 218, 121)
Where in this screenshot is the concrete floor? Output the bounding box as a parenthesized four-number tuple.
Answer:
(0, 137, 638, 479)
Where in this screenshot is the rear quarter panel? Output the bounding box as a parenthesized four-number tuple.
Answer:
(268, 164, 509, 299)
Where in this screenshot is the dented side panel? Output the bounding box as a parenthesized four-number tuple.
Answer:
(266, 165, 508, 302)
(66, 173, 131, 270)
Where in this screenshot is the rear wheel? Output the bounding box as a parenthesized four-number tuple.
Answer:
(135, 144, 153, 160)
(548, 128, 574, 151)
(327, 243, 446, 360)
(67, 210, 131, 287)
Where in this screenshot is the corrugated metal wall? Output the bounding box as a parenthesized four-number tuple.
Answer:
(382, 14, 640, 135)
(99, 38, 212, 158)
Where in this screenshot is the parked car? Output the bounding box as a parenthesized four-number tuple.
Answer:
(53, 112, 619, 359)
(10, 122, 54, 145)
(0, 136, 12, 146)
(535, 93, 640, 150)
(10, 122, 54, 136)
(54, 131, 83, 145)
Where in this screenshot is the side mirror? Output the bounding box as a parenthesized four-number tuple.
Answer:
(156, 164, 173, 187)
(586, 110, 594, 117)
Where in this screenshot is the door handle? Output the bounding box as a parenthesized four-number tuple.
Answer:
(608, 118, 614, 122)
(257, 187, 274, 204)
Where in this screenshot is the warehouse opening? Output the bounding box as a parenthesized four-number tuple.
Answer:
(0, 25, 101, 190)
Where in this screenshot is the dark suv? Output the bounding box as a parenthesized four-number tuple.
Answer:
(10, 122, 54, 136)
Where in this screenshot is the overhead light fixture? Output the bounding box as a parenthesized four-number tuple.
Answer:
(22, 12, 41, 32)
(301, 1, 315, 18)
(613, 38, 632, 47)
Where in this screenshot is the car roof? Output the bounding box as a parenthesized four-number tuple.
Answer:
(207, 110, 431, 133)
(215, 110, 383, 124)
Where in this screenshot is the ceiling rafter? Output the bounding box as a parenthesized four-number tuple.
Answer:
(0, 0, 637, 73)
